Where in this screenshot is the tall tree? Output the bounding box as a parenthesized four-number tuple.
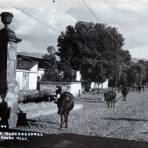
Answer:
(57, 21, 128, 90)
(42, 46, 58, 81)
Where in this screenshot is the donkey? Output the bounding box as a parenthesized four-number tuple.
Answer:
(54, 92, 74, 128)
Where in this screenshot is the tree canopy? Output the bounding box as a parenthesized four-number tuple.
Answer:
(42, 46, 58, 81)
(57, 21, 131, 84)
(118, 60, 146, 87)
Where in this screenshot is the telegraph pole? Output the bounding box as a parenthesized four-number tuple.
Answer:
(115, 36, 119, 91)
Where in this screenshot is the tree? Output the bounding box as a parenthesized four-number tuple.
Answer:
(121, 61, 145, 87)
(145, 61, 148, 84)
(57, 60, 76, 81)
(47, 46, 55, 55)
(108, 49, 131, 88)
(57, 21, 127, 91)
(125, 67, 137, 87)
(134, 61, 146, 86)
(43, 46, 56, 66)
(42, 46, 58, 81)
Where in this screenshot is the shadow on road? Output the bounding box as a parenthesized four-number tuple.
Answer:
(41, 120, 59, 125)
(28, 120, 61, 130)
(102, 117, 148, 122)
(84, 100, 104, 103)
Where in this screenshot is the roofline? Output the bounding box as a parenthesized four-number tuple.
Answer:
(17, 54, 45, 61)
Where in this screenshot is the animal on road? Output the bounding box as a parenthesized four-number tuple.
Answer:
(54, 92, 74, 128)
(137, 85, 141, 93)
(142, 85, 145, 92)
(121, 86, 129, 101)
(104, 90, 116, 108)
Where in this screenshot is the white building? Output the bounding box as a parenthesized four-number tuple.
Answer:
(90, 80, 109, 90)
(16, 52, 45, 90)
(16, 64, 45, 90)
(16, 52, 108, 93)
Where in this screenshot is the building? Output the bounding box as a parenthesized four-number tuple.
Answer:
(16, 52, 109, 95)
(90, 80, 109, 90)
(16, 52, 45, 90)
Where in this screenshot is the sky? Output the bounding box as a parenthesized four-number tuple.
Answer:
(0, 0, 148, 59)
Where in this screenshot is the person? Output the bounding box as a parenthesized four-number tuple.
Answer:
(36, 76, 41, 91)
(67, 84, 71, 92)
(78, 90, 81, 98)
(0, 95, 10, 129)
(56, 86, 62, 99)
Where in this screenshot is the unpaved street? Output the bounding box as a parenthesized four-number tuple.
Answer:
(16, 89, 148, 141)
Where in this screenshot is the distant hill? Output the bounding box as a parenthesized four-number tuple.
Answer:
(132, 58, 148, 63)
(17, 52, 44, 59)
(17, 52, 148, 64)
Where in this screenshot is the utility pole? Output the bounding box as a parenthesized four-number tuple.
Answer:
(115, 36, 119, 91)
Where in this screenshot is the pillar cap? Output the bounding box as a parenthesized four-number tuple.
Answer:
(0, 12, 14, 18)
(0, 12, 22, 43)
(0, 12, 13, 28)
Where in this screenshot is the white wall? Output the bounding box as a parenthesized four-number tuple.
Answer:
(70, 82, 82, 96)
(40, 82, 82, 96)
(29, 73, 37, 90)
(16, 71, 23, 90)
(16, 64, 38, 90)
(16, 71, 37, 90)
(30, 64, 38, 72)
(29, 64, 38, 90)
(76, 71, 81, 81)
(37, 69, 44, 79)
(91, 80, 109, 89)
(99, 79, 108, 89)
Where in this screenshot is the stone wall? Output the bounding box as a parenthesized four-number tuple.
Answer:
(40, 81, 82, 96)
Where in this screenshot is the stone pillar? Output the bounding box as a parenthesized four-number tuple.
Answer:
(0, 12, 22, 128)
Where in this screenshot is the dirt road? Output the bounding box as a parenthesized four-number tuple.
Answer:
(16, 90, 148, 142)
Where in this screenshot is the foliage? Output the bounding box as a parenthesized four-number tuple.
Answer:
(42, 46, 76, 82)
(119, 61, 146, 87)
(42, 46, 58, 81)
(57, 21, 129, 85)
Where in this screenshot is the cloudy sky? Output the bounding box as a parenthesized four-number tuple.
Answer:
(0, 0, 148, 58)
